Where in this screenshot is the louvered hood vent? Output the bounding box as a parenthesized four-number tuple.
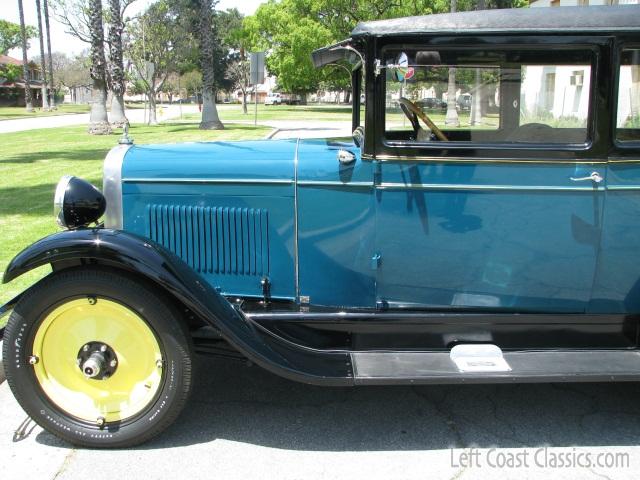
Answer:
(147, 204, 270, 276)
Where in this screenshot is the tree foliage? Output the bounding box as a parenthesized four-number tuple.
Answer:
(0, 19, 36, 55)
(245, 0, 527, 96)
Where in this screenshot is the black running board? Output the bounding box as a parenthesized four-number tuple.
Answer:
(351, 350, 640, 384)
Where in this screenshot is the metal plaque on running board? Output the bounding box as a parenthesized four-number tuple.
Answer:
(250, 52, 265, 85)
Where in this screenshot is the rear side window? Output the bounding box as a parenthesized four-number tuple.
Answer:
(382, 48, 593, 146)
(616, 49, 640, 143)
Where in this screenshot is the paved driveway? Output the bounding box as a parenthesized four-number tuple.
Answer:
(0, 105, 199, 134)
(2, 356, 639, 480)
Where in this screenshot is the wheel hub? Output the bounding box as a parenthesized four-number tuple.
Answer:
(77, 341, 118, 379)
(30, 297, 163, 423)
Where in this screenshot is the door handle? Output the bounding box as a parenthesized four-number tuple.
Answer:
(337, 149, 356, 165)
(570, 171, 603, 183)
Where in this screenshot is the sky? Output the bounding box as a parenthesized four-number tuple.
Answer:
(3, 0, 268, 59)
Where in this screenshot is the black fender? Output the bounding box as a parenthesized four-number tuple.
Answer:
(3, 228, 353, 386)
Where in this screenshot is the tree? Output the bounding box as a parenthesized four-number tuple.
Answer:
(88, 0, 111, 134)
(50, 51, 91, 102)
(224, 16, 253, 114)
(107, 0, 128, 126)
(17, 0, 34, 112)
(444, 0, 459, 126)
(127, 0, 182, 125)
(35, 0, 50, 110)
(0, 19, 36, 55)
(245, 1, 333, 99)
(197, 0, 223, 129)
(43, 0, 56, 108)
(225, 56, 249, 113)
(180, 69, 202, 99)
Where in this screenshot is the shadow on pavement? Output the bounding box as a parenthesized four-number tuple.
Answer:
(35, 355, 640, 451)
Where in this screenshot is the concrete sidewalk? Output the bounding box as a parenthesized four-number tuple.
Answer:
(0, 105, 199, 134)
(1, 355, 640, 480)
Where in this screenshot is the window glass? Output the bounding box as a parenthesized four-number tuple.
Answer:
(616, 49, 640, 143)
(383, 48, 592, 145)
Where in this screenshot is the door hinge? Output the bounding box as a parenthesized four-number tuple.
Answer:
(260, 277, 271, 303)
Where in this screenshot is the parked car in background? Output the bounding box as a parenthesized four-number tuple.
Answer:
(456, 93, 472, 110)
(265, 92, 302, 105)
(2, 5, 640, 449)
(265, 92, 283, 105)
(417, 97, 446, 110)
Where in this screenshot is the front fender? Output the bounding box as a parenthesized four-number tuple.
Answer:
(3, 228, 352, 385)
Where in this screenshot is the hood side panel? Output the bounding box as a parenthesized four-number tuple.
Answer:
(119, 140, 297, 300)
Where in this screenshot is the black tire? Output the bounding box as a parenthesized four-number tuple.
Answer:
(2, 266, 193, 448)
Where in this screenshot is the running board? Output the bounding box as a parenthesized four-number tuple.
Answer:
(351, 349, 640, 384)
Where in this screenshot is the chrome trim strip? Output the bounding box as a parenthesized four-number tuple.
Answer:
(607, 186, 640, 191)
(122, 177, 294, 185)
(297, 180, 373, 187)
(103, 144, 132, 229)
(362, 153, 607, 165)
(377, 182, 597, 192)
(293, 138, 300, 302)
(608, 158, 640, 163)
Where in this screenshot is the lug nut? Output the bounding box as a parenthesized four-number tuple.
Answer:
(28, 355, 39, 365)
(83, 344, 89, 352)
(110, 359, 117, 368)
(100, 345, 107, 352)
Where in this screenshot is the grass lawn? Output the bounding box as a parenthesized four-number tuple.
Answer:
(0, 121, 269, 322)
(195, 103, 355, 122)
(0, 104, 91, 120)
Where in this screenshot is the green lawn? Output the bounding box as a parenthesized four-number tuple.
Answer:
(0, 122, 269, 318)
(201, 103, 355, 122)
(0, 104, 91, 120)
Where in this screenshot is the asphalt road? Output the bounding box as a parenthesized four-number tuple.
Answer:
(2, 355, 640, 480)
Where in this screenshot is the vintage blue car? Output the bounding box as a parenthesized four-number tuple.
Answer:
(1, 5, 640, 447)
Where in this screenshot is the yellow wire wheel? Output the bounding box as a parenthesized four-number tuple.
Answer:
(31, 297, 163, 423)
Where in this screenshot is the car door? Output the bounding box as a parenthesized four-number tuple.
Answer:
(373, 42, 604, 313)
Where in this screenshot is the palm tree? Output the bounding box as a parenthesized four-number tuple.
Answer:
(43, 0, 55, 108)
(17, 0, 34, 112)
(444, 0, 459, 127)
(35, 0, 50, 110)
(198, 0, 223, 130)
(88, 0, 111, 134)
(107, 0, 128, 127)
(469, 0, 485, 126)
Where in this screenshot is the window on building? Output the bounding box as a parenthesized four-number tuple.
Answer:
(383, 47, 593, 146)
(616, 49, 640, 143)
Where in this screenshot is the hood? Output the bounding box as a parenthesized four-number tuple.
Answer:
(121, 139, 297, 182)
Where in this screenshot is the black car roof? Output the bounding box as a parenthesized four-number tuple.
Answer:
(351, 5, 640, 38)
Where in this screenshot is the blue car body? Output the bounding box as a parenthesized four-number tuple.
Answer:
(5, 5, 640, 386)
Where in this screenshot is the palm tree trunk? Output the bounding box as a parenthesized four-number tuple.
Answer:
(17, 0, 34, 112)
(43, 0, 56, 109)
(107, 0, 128, 127)
(35, 0, 49, 111)
(198, 0, 223, 130)
(88, 0, 111, 135)
(469, 0, 485, 126)
(444, 0, 459, 126)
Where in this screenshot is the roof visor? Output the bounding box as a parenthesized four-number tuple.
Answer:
(311, 39, 363, 69)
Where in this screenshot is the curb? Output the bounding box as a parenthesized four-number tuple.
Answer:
(265, 128, 281, 140)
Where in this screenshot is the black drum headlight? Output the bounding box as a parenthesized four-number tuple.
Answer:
(54, 175, 107, 229)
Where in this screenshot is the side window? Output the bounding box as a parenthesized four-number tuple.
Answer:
(383, 48, 593, 146)
(616, 49, 640, 143)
